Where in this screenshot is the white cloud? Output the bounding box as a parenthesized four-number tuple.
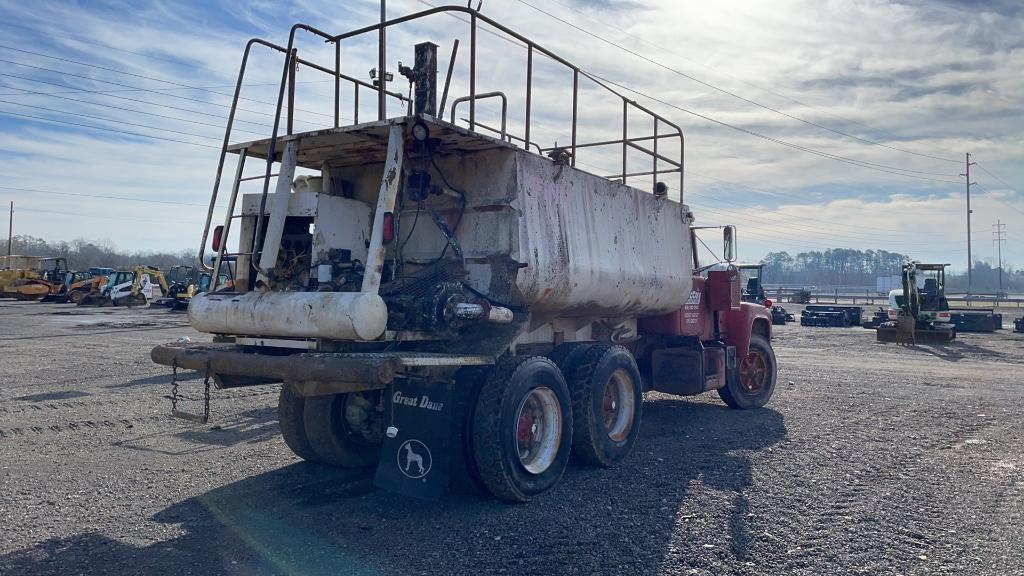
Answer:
(0, 0, 1020, 268)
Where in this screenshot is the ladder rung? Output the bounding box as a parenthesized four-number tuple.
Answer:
(238, 173, 279, 182)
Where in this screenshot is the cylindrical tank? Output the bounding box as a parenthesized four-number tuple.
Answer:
(511, 151, 693, 317)
(352, 145, 694, 321)
(189, 291, 388, 341)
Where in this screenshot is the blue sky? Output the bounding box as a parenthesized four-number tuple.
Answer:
(0, 0, 1020, 271)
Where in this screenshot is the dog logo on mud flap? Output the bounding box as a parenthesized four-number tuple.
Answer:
(397, 439, 432, 479)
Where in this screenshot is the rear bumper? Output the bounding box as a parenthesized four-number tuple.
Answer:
(151, 342, 494, 396)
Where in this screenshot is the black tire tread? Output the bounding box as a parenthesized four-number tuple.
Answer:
(303, 394, 378, 467)
(718, 334, 777, 410)
(473, 355, 571, 503)
(277, 384, 318, 462)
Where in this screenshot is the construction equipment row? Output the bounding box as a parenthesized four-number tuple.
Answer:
(0, 256, 232, 308)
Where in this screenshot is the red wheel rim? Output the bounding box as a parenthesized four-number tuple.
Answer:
(739, 349, 768, 393)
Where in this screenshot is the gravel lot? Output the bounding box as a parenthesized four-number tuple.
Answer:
(1, 299, 1023, 575)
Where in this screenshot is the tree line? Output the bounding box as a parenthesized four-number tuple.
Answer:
(1, 235, 192, 272)
(760, 248, 1023, 292)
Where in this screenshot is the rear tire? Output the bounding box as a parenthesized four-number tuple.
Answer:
(303, 392, 382, 468)
(277, 384, 318, 462)
(563, 344, 643, 467)
(718, 334, 777, 409)
(472, 356, 573, 502)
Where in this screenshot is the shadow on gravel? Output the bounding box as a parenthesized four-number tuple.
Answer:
(0, 398, 786, 576)
(14, 390, 91, 401)
(912, 341, 1005, 362)
(111, 371, 204, 388)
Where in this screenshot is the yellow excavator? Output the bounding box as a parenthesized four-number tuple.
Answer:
(876, 262, 956, 345)
(1, 255, 49, 298)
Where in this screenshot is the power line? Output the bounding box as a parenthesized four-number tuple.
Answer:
(591, 73, 961, 183)
(0, 72, 276, 130)
(0, 83, 274, 136)
(973, 182, 1024, 217)
(0, 99, 221, 141)
(0, 21, 205, 68)
(0, 44, 338, 121)
(420, 0, 961, 183)
(514, 0, 961, 165)
(0, 60, 323, 128)
(0, 186, 206, 206)
(15, 206, 196, 225)
(974, 162, 1017, 192)
(0, 110, 219, 148)
(538, 0, 962, 164)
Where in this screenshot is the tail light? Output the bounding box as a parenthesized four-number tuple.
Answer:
(211, 225, 224, 252)
(382, 212, 395, 244)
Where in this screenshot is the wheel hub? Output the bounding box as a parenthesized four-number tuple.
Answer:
(601, 369, 635, 443)
(514, 387, 561, 475)
(739, 350, 768, 393)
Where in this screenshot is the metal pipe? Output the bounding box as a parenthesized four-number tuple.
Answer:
(238, 173, 279, 182)
(378, 0, 386, 121)
(625, 140, 681, 168)
(438, 38, 459, 117)
(287, 49, 297, 135)
(295, 55, 406, 100)
(326, 5, 686, 186)
(604, 168, 682, 180)
(450, 91, 507, 138)
(525, 44, 532, 152)
(334, 40, 340, 128)
(466, 118, 541, 152)
(251, 23, 337, 272)
(469, 12, 476, 131)
(197, 38, 284, 273)
(571, 69, 578, 167)
(546, 133, 679, 151)
(652, 118, 658, 193)
(354, 84, 359, 123)
(621, 99, 627, 183)
(212, 149, 247, 292)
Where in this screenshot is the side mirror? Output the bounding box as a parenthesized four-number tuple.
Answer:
(211, 225, 224, 253)
(723, 225, 737, 263)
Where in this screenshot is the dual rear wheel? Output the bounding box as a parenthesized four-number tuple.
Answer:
(277, 385, 383, 468)
(470, 345, 644, 502)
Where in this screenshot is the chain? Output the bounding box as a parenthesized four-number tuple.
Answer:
(170, 359, 179, 413)
(202, 361, 212, 423)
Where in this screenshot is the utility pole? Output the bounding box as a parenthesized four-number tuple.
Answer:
(959, 153, 977, 296)
(6, 201, 11, 257)
(993, 220, 1006, 293)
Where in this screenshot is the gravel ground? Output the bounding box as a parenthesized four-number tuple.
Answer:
(1, 299, 1023, 575)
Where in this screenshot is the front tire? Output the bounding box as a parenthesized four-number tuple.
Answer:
(718, 334, 777, 409)
(472, 356, 573, 502)
(563, 344, 643, 467)
(303, 392, 382, 467)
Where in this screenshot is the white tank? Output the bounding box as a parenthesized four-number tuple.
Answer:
(189, 291, 387, 341)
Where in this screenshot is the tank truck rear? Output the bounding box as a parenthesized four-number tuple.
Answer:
(152, 6, 776, 501)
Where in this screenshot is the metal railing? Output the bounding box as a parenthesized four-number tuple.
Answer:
(198, 5, 686, 273)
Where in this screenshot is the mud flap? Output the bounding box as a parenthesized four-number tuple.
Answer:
(374, 379, 453, 500)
